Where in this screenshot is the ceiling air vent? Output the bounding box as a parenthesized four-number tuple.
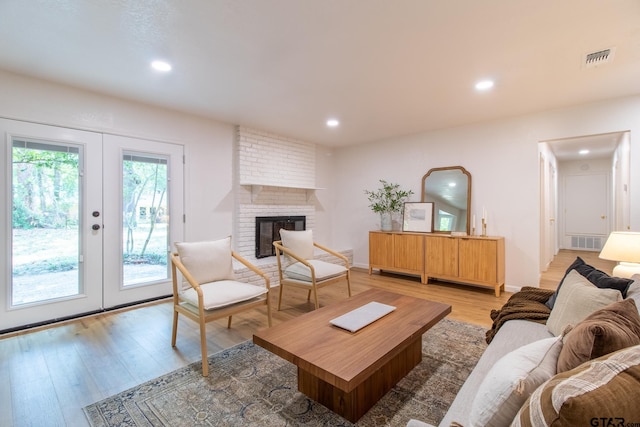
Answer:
(583, 48, 615, 68)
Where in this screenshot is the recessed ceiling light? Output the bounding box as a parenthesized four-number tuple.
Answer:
(579, 149, 590, 155)
(326, 119, 339, 127)
(151, 60, 172, 72)
(449, 182, 456, 187)
(475, 80, 494, 91)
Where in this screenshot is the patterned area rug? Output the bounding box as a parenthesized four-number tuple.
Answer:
(83, 318, 486, 427)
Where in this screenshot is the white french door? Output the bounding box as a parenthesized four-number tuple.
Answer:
(1, 119, 103, 330)
(0, 119, 183, 331)
(102, 134, 183, 307)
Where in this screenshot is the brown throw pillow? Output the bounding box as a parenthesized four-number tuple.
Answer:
(557, 298, 640, 373)
(513, 345, 640, 427)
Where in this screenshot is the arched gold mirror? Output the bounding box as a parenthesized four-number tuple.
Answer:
(421, 166, 471, 234)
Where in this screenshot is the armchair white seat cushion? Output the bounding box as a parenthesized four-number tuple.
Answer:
(284, 259, 348, 282)
(181, 280, 268, 310)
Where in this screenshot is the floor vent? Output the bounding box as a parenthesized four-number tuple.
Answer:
(583, 48, 615, 68)
(570, 235, 603, 251)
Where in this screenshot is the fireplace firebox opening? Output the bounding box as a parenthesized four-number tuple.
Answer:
(255, 216, 306, 258)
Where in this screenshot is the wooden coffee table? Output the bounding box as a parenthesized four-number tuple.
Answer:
(253, 289, 451, 422)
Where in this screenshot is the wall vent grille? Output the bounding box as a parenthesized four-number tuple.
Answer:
(570, 235, 603, 251)
(583, 48, 614, 68)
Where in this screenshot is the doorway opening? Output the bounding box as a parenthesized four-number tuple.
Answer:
(538, 131, 630, 272)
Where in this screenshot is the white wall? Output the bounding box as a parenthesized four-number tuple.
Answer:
(333, 96, 640, 290)
(314, 145, 338, 245)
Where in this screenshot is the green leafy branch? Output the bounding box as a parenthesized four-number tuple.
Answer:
(364, 180, 413, 213)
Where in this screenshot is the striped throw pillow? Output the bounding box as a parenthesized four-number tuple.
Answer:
(512, 344, 640, 427)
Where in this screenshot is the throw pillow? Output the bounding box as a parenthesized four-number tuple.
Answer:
(557, 298, 640, 372)
(469, 336, 563, 427)
(546, 270, 622, 336)
(280, 229, 315, 260)
(545, 257, 633, 309)
(175, 237, 235, 285)
(511, 345, 640, 427)
(627, 274, 640, 309)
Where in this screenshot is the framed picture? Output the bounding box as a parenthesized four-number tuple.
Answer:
(402, 202, 434, 232)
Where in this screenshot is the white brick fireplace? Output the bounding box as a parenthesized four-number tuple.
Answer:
(235, 126, 318, 257)
(232, 126, 352, 286)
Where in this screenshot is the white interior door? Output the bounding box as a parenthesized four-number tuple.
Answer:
(102, 134, 184, 308)
(0, 119, 103, 331)
(564, 173, 609, 242)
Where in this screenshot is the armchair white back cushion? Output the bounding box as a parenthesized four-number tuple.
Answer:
(175, 237, 235, 286)
(280, 229, 314, 260)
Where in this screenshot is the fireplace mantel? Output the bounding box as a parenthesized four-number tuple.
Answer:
(241, 182, 324, 202)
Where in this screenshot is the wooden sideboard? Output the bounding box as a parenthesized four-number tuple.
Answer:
(369, 231, 505, 296)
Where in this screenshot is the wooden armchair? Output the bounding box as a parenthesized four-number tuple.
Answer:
(273, 229, 351, 310)
(170, 237, 272, 377)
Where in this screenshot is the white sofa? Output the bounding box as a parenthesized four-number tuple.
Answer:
(408, 273, 640, 427)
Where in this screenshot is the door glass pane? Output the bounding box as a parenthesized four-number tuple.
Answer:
(11, 139, 81, 306)
(122, 153, 169, 286)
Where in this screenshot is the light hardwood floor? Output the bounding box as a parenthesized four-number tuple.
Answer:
(0, 249, 615, 427)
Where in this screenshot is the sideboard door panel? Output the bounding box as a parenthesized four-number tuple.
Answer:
(394, 234, 424, 271)
(459, 238, 497, 283)
(369, 232, 394, 267)
(425, 236, 458, 277)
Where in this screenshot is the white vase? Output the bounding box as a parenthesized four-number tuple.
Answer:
(380, 212, 392, 231)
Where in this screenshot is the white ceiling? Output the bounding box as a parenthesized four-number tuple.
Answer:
(1, 1, 639, 148)
(546, 132, 625, 161)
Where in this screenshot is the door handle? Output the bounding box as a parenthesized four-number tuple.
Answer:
(601, 215, 606, 219)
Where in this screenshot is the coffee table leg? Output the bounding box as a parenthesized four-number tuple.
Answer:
(298, 337, 423, 423)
